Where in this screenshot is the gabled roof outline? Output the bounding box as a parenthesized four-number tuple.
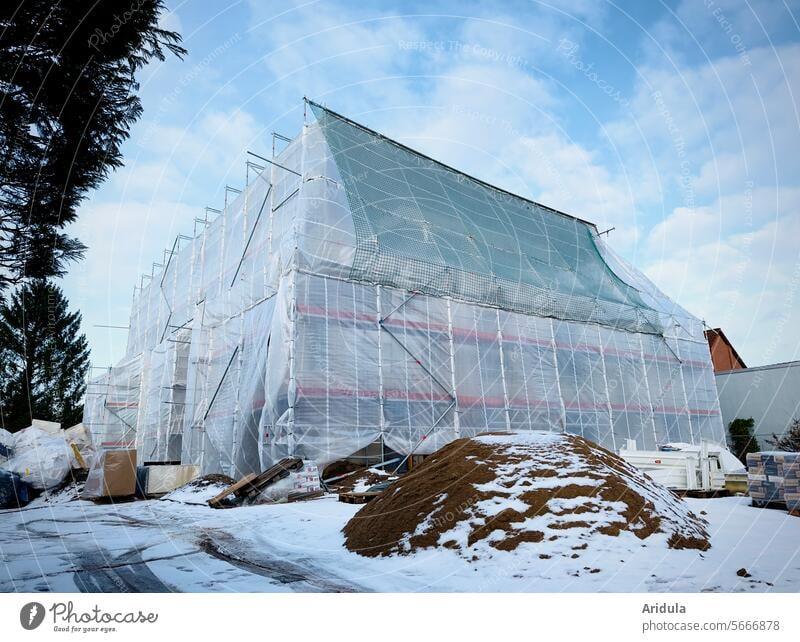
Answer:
(305, 98, 599, 231)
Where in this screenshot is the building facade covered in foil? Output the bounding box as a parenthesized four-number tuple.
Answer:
(83, 102, 724, 477)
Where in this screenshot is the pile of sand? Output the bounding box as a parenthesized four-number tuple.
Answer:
(343, 432, 710, 559)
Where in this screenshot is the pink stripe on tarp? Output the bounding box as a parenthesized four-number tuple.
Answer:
(295, 303, 709, 367)
(295, 385, 719, 415)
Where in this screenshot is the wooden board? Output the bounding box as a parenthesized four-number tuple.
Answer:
(751, 499, 787, 510)
(679, 489, 730, 499)
(287, 489, 325, 503)
(208, 458, 306, 508)
(207, 473, 257, 507)
(239, 457, 304, 501)
(338, 491, 382, 504)
(70, 443, 88, 470)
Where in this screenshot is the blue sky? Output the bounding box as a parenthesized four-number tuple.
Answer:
(62, 0, 800, 370)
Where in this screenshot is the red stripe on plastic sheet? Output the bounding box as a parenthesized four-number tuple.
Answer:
(295, 303, 709, 367)
(294, 385, 718, 416)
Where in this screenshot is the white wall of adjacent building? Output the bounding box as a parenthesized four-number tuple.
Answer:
(715, 361, 800, 445)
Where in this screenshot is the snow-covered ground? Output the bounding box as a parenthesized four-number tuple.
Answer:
(1, 494, 798, 592)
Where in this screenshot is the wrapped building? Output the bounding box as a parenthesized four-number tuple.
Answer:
(83, 101, 725, 477)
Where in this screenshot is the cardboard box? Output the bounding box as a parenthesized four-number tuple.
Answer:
(82, 449, 137, 499)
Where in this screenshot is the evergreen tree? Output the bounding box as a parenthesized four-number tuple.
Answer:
(0, 280, 89, 432)
(0, 1, 185, 288)
(728, 417, 760, 465)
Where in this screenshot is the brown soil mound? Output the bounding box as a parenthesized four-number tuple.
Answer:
(322, 460, 363, 480)
(343, 432, 709, 558)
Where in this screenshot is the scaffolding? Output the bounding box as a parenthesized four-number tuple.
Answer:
(83, 100, 724, 477)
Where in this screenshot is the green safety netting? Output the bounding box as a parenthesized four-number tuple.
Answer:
(310, 102, 661, 333)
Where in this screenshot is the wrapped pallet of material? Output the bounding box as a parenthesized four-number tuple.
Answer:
(785, 457, 800, 515)
(136, 464, 200, 497)
(82, 449, 137, 499)
(747, 451, 800, 507)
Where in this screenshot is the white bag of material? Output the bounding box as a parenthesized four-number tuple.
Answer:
(0, 428, 14, 466)
(0, 428, 15, 465)
(255, 460, 321, 503)
(64, 423, 94, 468)
(4, 427, 72, 490)
(0, 428, 14, 448)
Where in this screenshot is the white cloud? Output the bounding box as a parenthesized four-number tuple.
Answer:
(60, 0, 800, 371)
(62, 104, 265, 367)
(64, 198, 198, 368)
(596, 31, 800, 364)
(643, 200, 800, 366)
(606, 43, 800, 206)
(246, 0, 427, 112)
(137, 108, 266, 184)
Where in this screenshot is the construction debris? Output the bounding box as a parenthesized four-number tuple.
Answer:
(26, 473, 87, 507)
(253, 459, 320, 504)
(0, 428, 14, 463)
(338, 490, 382, 504)
(64, 423, 94, 468)
(160, 474, 236, 505)
(207, 473, 257, 507)
(287, 489, 325, 503)
(343, 432, 710, 559)
(207, 457, 306, 508)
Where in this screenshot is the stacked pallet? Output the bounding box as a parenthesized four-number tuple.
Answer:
(785, 457, 800, 516)
(207, 457, 305, 508)
(746, 452, 800, 508)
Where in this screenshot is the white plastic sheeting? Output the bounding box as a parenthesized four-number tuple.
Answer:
(84, 354, 143, 449)
(84, 106, 724, 477)
(2, 427, 72, 490)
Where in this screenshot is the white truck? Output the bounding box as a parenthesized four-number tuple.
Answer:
(618, 440, 745, 492)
